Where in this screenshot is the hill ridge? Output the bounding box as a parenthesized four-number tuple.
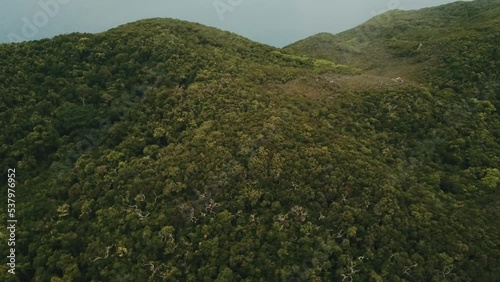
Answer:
(0, 1, 499, 281)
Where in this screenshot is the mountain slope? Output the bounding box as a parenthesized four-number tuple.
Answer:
(0, 7, 499, 282)
(284, 0, 500, 90)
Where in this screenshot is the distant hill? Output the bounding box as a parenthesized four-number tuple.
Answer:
(0, 3, 499, 281)
(285, 0, 500, 90)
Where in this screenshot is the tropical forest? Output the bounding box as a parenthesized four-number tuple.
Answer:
(0, 0, 499, 281)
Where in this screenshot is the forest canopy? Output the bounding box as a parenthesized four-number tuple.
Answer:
(0, 0, 499, 281)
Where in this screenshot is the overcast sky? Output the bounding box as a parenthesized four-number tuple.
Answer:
(1, 0, 466, 47)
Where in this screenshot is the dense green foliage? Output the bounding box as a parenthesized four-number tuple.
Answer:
(285, 0, 500, 85)
(0, 1, 499, 281)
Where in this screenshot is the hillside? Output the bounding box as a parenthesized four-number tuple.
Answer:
(0, 2, 499, 281)
(285, 0, 500, 91)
